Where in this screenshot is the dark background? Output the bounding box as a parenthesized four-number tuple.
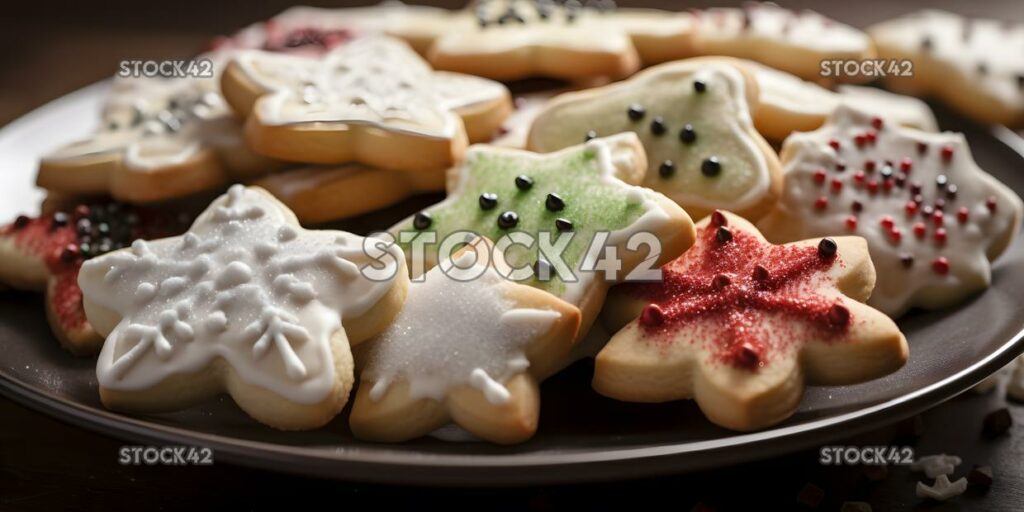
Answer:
(1, 1, 1023, 510)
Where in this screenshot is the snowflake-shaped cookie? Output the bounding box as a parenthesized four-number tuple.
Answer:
(221, 36, 511, 172)
(869, 10, 1024, 126)
(78, 185, 407, 429)
(528, 58, 782, 221)
(350, 237, 580, 444)
(759, 106, 1023, 317)
(595, 211, 907, 431)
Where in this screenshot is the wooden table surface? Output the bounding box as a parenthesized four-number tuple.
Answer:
(1, 1, 1023, 510)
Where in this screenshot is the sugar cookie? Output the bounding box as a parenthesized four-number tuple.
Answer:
(390, 133, 695, 352)
(596, 211, 908, 431)
(869, 10, 1024, 127)
(221, 36, 512, 172)
(38, 59, 280, 204)
(691, 3, 876, 84)
(0, 202, 192, 355)
(742, 60, 937, 142)
(528, 57, 782, 221)
(759, 106, 1023, 317)
(350, 237, 581, 444)
(79, 186, 409, 429)
(255, 164, 445, 225)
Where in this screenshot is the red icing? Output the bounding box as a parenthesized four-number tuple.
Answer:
(629, 218, 851, 370)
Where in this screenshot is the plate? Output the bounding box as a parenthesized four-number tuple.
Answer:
(2, 83, 1023, 486)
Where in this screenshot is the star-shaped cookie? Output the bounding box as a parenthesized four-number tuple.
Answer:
(869, 10, 1024, 127)
(758, 106, 1023, 317)
(220, 36, 512, 172)
(350, 237, 581, 444)
(78, 185, 409, 429)
(596, 211, 908, 431)
(390, 133, 694, 345)
(528, 57, 782, 221)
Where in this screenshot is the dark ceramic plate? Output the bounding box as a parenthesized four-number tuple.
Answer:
(1, 84, 1023, 486)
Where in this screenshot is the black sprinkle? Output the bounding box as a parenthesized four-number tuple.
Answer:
(627, 104, 646, 121)
(479, 193, 498, 210)
(968, 465, 994, 488)
(701, 156, 721, 177)
(515, 175, 534, 191)
(679, 124, 697, 144)
(498, 211, 519, 230)
(413, 212, 432, 230)
(983, 408, 1012, 438)
(13, 215, 30, 229)
(555, 218, 574, 232)
(818, 238, 838, 258)
(900, 253, 914, 268)
(545, 193, 565, 212)
(716, 226, 732, 244)
(693, 80, 707, 93)
(584, 130, 597, 142)
(946, 184, 958, 200)
(51, 212, 69, 230)
(650, 117, 667, 136)
(659, 160, 676, 178)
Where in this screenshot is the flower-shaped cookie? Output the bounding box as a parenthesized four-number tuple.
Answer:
(221, 36, 512, 172)
(351, 237, 581, 444)
(79, 186, 408, 429)
(759, 106, 1023, 317)
(596, 211, 908, 431)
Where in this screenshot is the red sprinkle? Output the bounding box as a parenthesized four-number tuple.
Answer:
(854, 134, 868, 147)
(845, 216, 858, 231)
(880, 215, 895, 230)
(853, 170, 866, 184)
(889, 227, 903, 244)
(867, 179, 879, 194)
(815, 196, 829, 210)
(986, 196, 998, 212)
(865, 129, 878, 144)
(864, 160, 876, 172)
(899, 157, 913, 173)
(932, 256, 950, 274)
(958, 207, 969, 223)
(871, 116, 884, 130)
(941, 145, 955, 161)
(917, 141, 928, 154)
(829, 139, 841, 151)
(830, 178, 843, 192)
(639, 304, 665, 327)
(905, 201, 919, 216)
(813, 169, 827, 184)
(934, 227, 947, 245)
(913, 222, 927, 238)
(711, 210, 728, 227)
(932, 210, 945, 226)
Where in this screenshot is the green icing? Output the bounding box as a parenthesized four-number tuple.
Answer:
(393, 145, 648, 299)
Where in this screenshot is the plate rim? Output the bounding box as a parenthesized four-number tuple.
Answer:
(2, 82, 1024, 485)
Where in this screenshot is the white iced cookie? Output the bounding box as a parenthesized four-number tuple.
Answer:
(869, 10, 1024, 127)
(38, 53, 277, 204)
(350, 237, 581, 444)
(759, 106, 1023, 317)
(221, 36, 512, 172)
(389, 0, 644, 81)
(78, 185, 409, 430)
(691, 3, 875, 83)
(742, 60, 937, 141)
(528, 57, 782, 221)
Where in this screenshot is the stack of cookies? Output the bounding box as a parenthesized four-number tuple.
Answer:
(1, 1, 1022, 443)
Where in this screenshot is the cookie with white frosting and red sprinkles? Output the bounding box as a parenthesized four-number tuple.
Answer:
(596, 211, 908, 431)
(759, 106, 1022, 317)
(0, 202, 192, 355)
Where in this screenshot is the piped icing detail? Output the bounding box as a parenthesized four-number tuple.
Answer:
(80, 186, 402, 403)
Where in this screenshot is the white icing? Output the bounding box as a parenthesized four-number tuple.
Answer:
(81, 185, 403, 404)
(429, 1, 633, 55)
(769, 106, 1023, 316)
(911, 454, 961, 478)
(869, 10, 1024, 114)
(234, 36, 508, 138)
(695, 4, 871, 54)
(362, 251, 560, 405)
(747, 60, 938, 131)
(916, 474, 967, 501)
